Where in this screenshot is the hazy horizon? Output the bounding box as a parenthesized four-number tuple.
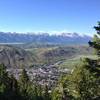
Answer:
(0, 0, 100, 35)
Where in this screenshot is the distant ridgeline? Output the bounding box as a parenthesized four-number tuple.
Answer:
(0, 32, 91, 44)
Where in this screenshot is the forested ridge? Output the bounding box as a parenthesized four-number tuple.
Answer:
(0, 22, 100, 100)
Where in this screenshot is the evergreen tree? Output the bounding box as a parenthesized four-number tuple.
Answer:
(0, 64, 11, 100)
(8, 75, 21, 100)
(33, 84, 43, 100)
(19, 69, 29, 84)
(43, 85, 51, 100)
(18, 69, 33, 100)
(0, 64, 22, 100)
(68, 60, 99, 99)
(51, 75, 73, 100)
(89, 21, 100, 56)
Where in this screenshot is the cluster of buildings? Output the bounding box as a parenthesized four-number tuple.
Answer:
(7, 64, 70, 87)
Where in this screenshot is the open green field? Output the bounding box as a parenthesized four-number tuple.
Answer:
(58, 55, 98, 70)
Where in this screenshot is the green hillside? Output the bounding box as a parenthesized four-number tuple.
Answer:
(26, 45, 93, 67)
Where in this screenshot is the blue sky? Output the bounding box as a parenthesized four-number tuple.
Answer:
(0, 0, 100, 35)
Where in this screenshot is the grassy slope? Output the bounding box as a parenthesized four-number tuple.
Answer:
(26, 45, 93, 67)
(59, 55, 98, 70)
(26, 47, 58, 65)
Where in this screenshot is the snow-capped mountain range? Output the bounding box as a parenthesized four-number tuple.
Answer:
(0, 32, 92, 44)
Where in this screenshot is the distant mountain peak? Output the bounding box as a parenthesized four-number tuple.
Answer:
(0, 31, 92, 44)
